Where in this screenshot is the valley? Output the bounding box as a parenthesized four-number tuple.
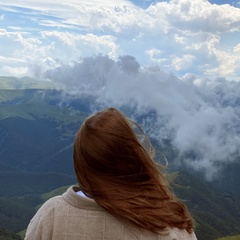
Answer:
(0, 77, 240, 240)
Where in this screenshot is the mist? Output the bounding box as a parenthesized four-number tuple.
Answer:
(36, 55, 240, 180)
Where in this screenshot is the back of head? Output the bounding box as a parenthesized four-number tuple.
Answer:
(74, 108, 156, 193)
(74, 107, 194, 233)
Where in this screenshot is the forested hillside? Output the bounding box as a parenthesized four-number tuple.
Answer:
(0, 77, 240, 239)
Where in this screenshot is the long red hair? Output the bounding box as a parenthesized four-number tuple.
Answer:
(74, 107, 193, 233)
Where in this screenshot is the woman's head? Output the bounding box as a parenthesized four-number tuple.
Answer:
(74, 107, 157, 196)
(73, 107, 194, 233)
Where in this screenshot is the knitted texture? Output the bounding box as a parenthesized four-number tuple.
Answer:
(25, 186, 197, 240)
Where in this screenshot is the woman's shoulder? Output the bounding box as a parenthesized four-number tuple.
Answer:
(165, 228, 197, 240)
(128, 227, 197, 240)
(31, 194, 64, 220)
(34, 186, 78, 219)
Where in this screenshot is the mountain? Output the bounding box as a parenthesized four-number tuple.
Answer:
(0, 228, 22, 240)
(0, 77, 240, 239)
(0, 76, 54, 90)
(0, 88, 89, 175)
(173, 171, 240, 240)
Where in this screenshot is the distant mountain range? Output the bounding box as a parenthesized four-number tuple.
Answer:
(0, 76, 240, 240)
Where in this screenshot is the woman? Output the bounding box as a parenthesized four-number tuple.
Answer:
(25, 107, 197, 240)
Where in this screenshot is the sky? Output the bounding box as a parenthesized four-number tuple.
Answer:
(1, 0, 240, 179)
(0, 0, 240, 80)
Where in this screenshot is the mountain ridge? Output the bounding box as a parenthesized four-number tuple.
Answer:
(0, 77, 240, 239)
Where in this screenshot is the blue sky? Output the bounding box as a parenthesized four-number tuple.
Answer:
(0, 0, 240, 80)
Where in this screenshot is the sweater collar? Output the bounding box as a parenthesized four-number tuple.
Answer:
(62, 186, 104, 211)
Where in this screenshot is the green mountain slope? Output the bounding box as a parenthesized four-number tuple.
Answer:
(173, 171, 240, 240)
(0, 228, 21, 240)
(0, 80, 239, 240)
(0, 76, 54, 90)
(0, 172, 76, 196)
(218, 236, 240, 240)
(0, 89, 88, 175)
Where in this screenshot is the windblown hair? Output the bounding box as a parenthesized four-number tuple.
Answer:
(73, 108, 193, 233)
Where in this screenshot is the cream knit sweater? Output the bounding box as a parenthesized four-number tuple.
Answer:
(25, 186, 197, 240)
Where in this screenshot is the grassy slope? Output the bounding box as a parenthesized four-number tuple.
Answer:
(19, 186, 70, 239)
(0, 172, 76, 196)
(0, 85, 86, 236)
(0, 88, 88, 175)
(0, 89, 25, 102)
(0, 89, 87, 122)
(0, 197, 36, 233)
(0, 76, 54, 90)
(0, 185, 72, 239)
(41, 185, 70, 201)
(1, 78, 240, 240)
(217, 236, 240, 240)
(0, 228, 22, 240)
(172, 171, 240, 240)
(0, 174, 76, 234)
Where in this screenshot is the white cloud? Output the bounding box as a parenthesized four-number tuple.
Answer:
(145, 48, 164, 63)
(37, 55, 240, 179)
(174, 33, 186, 44)
(1, 66, 29, 76)
(0, 56, 25, 63)
(0, 0, 240, 79)
(0, 29, 119, 76)
(164, 0, 240, 32)
(233, 43, 240, 52)
(172, 54, 195, 70)
(203, 40, 240, 77)
(37, 20, 80, 30)
(2, 0, 239, 33)
(0, 0, 137, 31)
(40, 31, 118, 57)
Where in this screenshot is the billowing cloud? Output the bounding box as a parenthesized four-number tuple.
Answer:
(0, 29, 119, 77)
(39, 55, 240, 180)
(171, 54, 195, 70)
(0, 0, 240, 79)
